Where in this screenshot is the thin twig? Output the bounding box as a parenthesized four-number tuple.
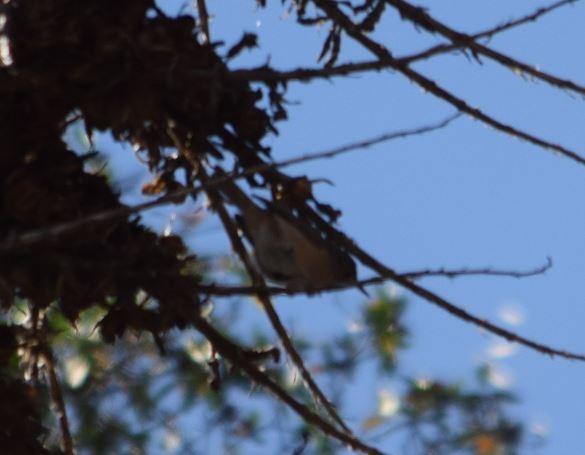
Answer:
(43, 347, 74, 455)
(190, 315, 387, 455)
(233, 0, 579, 84)
(399, 0, 580, 66)
(279, 112, 460, 163)
(312, 0, 585, 166)
(196, 257, 552, 297)
(0, 114, 458, 251)
(233, 60, 391, 82)
(308, 0, 585, 360)
(329, 227, 585, 361)
(400, 256, 553, 280)
(386, 0, 585, 96)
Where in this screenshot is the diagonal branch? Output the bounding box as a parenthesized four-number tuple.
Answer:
(190, 315, 386, 455)
(316, 223, 585, 361)
(168, 126, 352, 432)
(312, 0, 585, 167)
(199, 164, 353, 435)
(386, 0, 585, 96)
(1, 114, 458, 251)
(43, 346, 74, 455)
(234, 0, 580, 85)
(399, 0, 581, 66)
(168, 128, 357, 433)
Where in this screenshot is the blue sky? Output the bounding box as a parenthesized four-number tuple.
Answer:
(97, 1, 585, 453)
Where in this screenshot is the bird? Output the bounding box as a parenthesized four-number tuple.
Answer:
(216, 173, 357, 292)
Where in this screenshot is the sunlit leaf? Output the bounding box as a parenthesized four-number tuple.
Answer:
(377, 389, 400, 417)
(64, 354, 90, 388)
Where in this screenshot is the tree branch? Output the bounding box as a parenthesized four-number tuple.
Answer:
(167, 128, 353, 433)
(233, 60, 391, 82)
(43, 346, 74, 455)
(331, 229, 585, 361)
(312, 0, 585, 167)
(198, 163, 353, 435)
(196, 0, 211, 43)
(169, 129, 360, 435)
(196, 257, 552, 297)
(386, 0, 585, 96)
(1, 114, 458, 251)
(190, 315, 387, 455)
(234, 0, 580, 85)
(399, 0, 580, 66)
(400, 256, 553, 280)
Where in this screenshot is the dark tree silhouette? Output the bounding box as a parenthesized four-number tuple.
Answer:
(0, 0, 580, 453)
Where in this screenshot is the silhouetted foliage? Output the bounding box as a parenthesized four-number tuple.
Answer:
(0, 0, 563, 453)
